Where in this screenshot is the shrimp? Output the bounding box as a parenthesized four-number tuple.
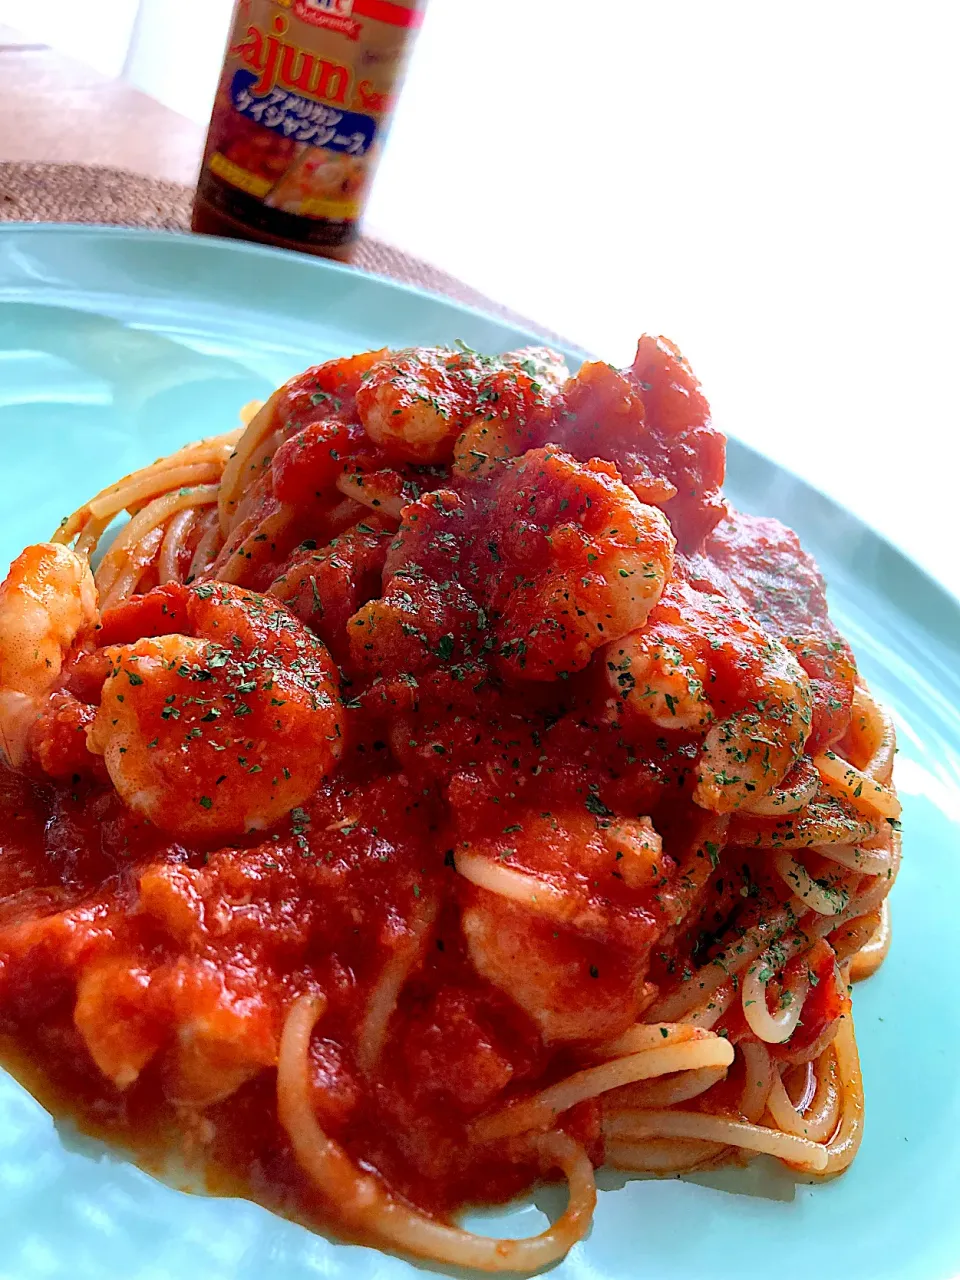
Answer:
(501, 345, 569, 386)
(453, 347, 569, 479)
(489, 449, 675, 680)
(347, 448, 675, 683)
(356, 345, 568, 466)
(86, 581, 342, 840)
(269, 518, 392, 665)
(73, 944, 277, 1099)
(356, 346, 489, 464)
(605, 580, 812, 813)
(453, 803, 696, 1042)
(0, 543, 97, 767)
(461, 893, 650, 1044)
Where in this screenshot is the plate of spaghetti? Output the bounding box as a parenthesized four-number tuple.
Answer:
(0, 226, 959, 1280)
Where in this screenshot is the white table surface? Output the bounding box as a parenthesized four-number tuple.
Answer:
(369, 1, 960, 600)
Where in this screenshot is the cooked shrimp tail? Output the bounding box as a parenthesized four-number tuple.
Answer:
(606, 581, 812, 812)
(0, 543, 98, 767)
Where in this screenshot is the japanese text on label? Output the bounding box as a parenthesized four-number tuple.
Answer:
(231, 69, 376, 155)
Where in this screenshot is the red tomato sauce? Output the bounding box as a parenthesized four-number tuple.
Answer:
(0, 337, 857, 1233)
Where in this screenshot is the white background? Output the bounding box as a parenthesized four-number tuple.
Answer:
(3, 0, 958, 596)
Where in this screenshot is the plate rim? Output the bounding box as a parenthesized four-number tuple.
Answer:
(2, 221, 956, 635)
(0, 219, 958, 1280)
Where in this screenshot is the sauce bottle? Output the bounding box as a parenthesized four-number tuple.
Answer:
(192, 0, 425, 260)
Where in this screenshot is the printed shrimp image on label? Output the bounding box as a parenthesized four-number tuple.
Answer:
(192, 0, 425, 256)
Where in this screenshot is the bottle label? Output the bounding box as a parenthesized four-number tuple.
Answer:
(197, 0, 423, 246)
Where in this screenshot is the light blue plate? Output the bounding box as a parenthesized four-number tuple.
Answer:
(1, 225, 958, 1280)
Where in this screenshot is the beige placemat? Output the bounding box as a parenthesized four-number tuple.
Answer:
(0, 161, 567, 343)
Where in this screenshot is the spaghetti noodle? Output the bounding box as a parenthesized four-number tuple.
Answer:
(0, 335, 900, 1269)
